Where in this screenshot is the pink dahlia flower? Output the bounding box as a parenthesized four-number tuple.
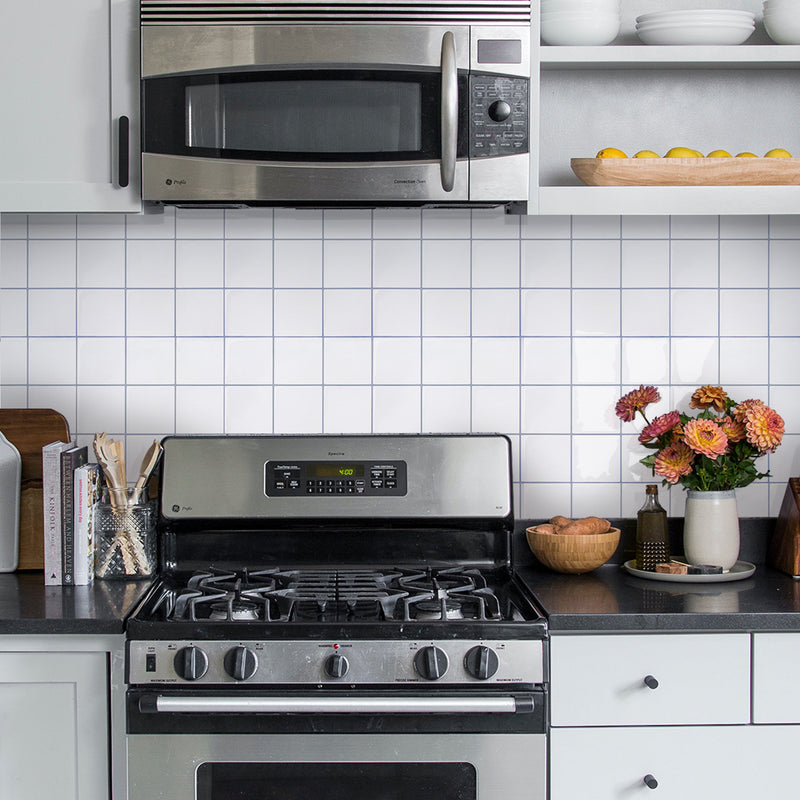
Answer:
(615, 385, 660, 423)
(683, 418, 729, 460)
(638, 411, 681, 444)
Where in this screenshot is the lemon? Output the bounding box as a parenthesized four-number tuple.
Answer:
(736, 152, 758, 158)
(765, 148, 793, 158)
(707, 150, 732, 158)
(596, 147, 628, 159)
(664, 147, 700, 158)
(633, 150, 661, 158)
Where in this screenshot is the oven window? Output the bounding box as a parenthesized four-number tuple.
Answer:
(143, 70, 469, 162)
(187, 80, 422, 153)
(196, 762, 476, 800)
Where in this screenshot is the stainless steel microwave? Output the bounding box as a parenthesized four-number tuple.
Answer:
(140, 1, 531, 211)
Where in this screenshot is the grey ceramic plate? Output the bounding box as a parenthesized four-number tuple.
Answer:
(622, 559, 756, 583)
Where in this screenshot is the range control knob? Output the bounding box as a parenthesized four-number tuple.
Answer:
(223, 646, 258, 681)
(414, 646, 449, 680)
(488, 99, 512, 122)
(324, 653, 350, 679)
(464, 645, 499, 680)
(173, 646, 208, 681)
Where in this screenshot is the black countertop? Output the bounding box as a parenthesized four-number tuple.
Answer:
(0, 572, 151, 635)
(517, 563, 800, 633)
(515, 516, 800, 633)
(1, 517, 798, 636)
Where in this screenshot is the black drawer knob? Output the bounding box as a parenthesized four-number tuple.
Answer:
(643, 675, 659, 689)
(643, 774, 659, 789)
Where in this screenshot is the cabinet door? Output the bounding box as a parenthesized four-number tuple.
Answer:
(0, 0, 139, 212)
(551, 726, 758, 800)
(0, 651, 109, 800)
(550, 633, 750, 726)
(753, 632, 800, 723)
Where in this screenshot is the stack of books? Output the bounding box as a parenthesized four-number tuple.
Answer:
(42, 441, 101, 586)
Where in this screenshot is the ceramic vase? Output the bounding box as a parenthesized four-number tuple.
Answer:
(682, 489, 740, 570)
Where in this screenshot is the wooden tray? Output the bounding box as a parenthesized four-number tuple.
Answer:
(571, 157, 800, 186)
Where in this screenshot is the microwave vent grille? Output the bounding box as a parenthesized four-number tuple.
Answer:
(141, 0, 531, 25)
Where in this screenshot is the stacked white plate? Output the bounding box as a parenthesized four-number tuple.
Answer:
(763, 0, 800, 44)
(635, 9, 755, 45)
(541, 0, 621, 46)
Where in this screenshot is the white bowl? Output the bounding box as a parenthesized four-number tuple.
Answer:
(636, 19, 754, 45)
(763, 11, 800, 43)
(541, 14, 620, 44)
(637, 8, 754, 23)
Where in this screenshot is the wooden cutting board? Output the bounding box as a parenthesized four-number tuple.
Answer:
(767, 478, 800, 578)
(571, 157, 800, 186)
(0, 409, 70, 570)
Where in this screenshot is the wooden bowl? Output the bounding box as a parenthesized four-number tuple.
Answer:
(526, 527, 621, 574)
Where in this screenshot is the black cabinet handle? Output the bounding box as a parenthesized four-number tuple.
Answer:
(643, 774, 659, 790)
(118, 115, 130, 188)
(643, 675, 659, 689)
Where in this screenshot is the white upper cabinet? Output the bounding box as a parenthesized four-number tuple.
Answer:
(0, 0, 140, 212)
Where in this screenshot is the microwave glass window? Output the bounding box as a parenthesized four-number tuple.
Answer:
(186, 80, 422, 154)
(196, 762, 477, 800)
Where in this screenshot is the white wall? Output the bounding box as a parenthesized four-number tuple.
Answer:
(1, 207, 798, 520)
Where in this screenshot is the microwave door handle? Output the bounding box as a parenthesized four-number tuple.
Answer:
(440, 31, 457, 193)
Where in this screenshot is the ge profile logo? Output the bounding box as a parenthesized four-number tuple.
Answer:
(165, 178, 187, 186)
(165, 178, 172, 185)
(172, 504, 180, 512)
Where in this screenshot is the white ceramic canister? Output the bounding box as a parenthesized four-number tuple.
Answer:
(682, 489, 740, 571)
(0, 430, 21, 572)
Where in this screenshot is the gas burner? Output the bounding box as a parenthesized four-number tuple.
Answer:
(209, 599, 261, 621)
(158, 566, 510, 624)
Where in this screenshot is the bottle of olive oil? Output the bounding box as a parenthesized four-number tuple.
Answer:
(636, 484, 669, 571)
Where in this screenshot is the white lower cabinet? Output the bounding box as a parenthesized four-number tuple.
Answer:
(549, 633, 753, 800)
(0, 635, 126, 800)
(550, 725, 757, 799)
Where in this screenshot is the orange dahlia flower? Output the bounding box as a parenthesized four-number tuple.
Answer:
(654, 441, 694, 484)
(719, 415, 747, 443)
(732, 399, 765, 424)
(743, 404, 785, 454)
(689, 385, 728, 413)
(683, 418, 729, 460)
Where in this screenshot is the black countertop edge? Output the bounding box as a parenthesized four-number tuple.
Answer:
(0, 572, 152, 635)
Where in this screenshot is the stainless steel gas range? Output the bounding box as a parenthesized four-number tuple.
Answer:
(125, 434, 547, 800)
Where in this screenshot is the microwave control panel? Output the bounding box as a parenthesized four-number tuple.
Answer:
(470, 75, 529, 159)
(266, 460, 408, 497)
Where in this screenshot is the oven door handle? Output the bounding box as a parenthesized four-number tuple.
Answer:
(139, 694, 535, 715)
(439, 30, 457, 193)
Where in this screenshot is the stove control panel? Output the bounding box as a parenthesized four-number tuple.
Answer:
(128, 639, 544, 686)
(266, 460, 407, 497)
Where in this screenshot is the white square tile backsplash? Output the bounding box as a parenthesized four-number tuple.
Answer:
(2, 207, 800, 520)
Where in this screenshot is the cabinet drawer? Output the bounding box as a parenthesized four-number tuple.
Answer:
(550, 634, 750, 726)
(551, 726, 763, 800)
(753, 632, 800, 723)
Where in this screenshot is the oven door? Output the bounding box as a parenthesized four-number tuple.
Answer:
(141, 25, 472, 203)
(127, 690, 546, 800)
(129, 733, 544, 800)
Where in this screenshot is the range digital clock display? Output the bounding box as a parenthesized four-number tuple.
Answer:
(307, 464, 365, 479)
